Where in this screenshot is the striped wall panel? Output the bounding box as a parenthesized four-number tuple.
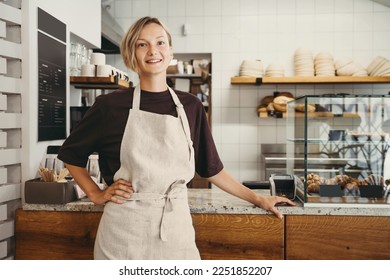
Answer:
(0, 1, 22, 260)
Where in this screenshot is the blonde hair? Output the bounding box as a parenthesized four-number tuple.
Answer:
(121, 16, 172, 73)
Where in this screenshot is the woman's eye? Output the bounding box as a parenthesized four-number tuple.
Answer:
(137, 43, 147, 48)
(157, 41, 165, 46)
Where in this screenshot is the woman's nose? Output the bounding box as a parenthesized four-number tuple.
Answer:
(148, 46, 157, 56)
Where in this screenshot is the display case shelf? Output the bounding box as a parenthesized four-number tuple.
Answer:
(231, 76, 390, 85)
(70, 76, 130, 89)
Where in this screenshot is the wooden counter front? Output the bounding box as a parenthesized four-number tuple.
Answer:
(15, 209, 284, 260)
(192, 213, 284, 260)
(285, 215, 390, 260)
(15, 210, 102, 260)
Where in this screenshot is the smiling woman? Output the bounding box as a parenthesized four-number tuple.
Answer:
(57, 16, 294, 261)
(121, 17, 173, 81)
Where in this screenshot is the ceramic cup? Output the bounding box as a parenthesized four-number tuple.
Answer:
(96, 65, 113, 77)
(80, 64, 95, 77)
(90, 53, 106, 65)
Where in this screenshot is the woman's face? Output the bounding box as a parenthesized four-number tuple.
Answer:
(135, 23, 172, 76)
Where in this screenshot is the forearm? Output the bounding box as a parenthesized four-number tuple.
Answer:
(207, 168, 261, 205)
(65, 163, 102, 201)
(207, 168, 295, 219)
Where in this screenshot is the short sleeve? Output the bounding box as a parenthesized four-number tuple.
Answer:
(57, 95, 107, 167)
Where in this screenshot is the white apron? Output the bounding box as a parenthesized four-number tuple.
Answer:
(94, 85, 200, 260)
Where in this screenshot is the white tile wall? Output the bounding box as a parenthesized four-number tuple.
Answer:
(112, 0, 390, 181)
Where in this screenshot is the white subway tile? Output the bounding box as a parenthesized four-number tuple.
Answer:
(150, 0, 168, 17)
(354, 0, 373, 12)
(114, 0, 134, 18)
(353, 32, 373, 51)
(259, 126, 277, 143)
(239, 162, 259, 181)
(335, 13, 354, 32)
(220, 124, 240, 144)
(221, 0, 240, 15)
(204, 17, 222, 35)
(354, 13, 373, 32)
(185, 17, 204, 35)
(203, 0, 222, 16)
(239, 143, 258, 163)
(220, 143, 240, 162)
(296, 14, 315, 33)
(239, 125, 258, 144)
(373, 12, 390, 31)
(296, 0, 316, 14)
(186, 0, 203, 16)
(316, 0, 334, 14)
(167, 0, 186, 17)
(315, 14, 334, 33)
(240, 0, 258, 16)
(185, 34, 204, 52)
(221, 89, 239, 108)
(276, 0, 296, 15)
(335, 0, 354, 13)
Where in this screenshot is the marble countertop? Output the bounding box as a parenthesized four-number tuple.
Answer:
(22, 188, 390, 216)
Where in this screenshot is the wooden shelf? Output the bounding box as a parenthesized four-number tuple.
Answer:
(231, 76, 390, 85)
(258, 111, 360, 119)
(70, 76, 130, 89)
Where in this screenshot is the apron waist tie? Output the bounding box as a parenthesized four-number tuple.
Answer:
(124, 180, 187, 242)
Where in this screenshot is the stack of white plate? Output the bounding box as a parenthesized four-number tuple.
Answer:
(367, 56, 390, 76)
(334, 57, 368, 76)
(265, 63, 285, 77)
(239, 60, 263, 77)
(294, 48, 315, 76)
(314, 52, 335, 76)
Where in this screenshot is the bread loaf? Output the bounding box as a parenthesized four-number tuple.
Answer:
(273, 96, 294, 112)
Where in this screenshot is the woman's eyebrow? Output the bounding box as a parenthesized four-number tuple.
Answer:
(137, 35, 166, 42)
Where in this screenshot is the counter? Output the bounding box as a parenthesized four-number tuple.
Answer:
(15, 189, 390, 260)
(22, 188, 390, 216)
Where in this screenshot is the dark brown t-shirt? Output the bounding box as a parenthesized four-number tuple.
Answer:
(57, 87, 223, 186)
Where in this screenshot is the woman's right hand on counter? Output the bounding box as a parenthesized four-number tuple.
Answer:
(64, 163, 133, 205)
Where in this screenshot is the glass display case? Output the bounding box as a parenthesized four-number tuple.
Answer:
(286, 95, 390, 206)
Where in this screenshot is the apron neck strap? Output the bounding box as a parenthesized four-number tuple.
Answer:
(133, 84, 183, 110)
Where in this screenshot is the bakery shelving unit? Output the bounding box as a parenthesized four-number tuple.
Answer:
(231, 76, 390, 119)
(231, 76, 390, 85)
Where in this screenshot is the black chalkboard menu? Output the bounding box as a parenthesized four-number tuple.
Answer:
(37, 8, 66, 141)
